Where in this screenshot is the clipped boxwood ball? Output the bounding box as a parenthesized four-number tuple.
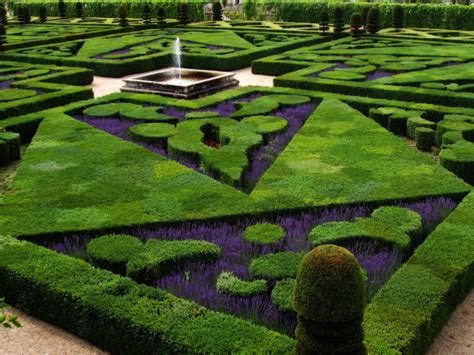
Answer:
(293, 244, 366, 322)
(243, 223, 285, 245)
(87, 234, 144, 275)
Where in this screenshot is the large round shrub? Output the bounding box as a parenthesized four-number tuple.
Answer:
(333, 7, 344, 33)
(392, 5, 404, 30)
(366, 7, 380, 34)
(350, 13, 364, 37)
(87, 234, 144, 275)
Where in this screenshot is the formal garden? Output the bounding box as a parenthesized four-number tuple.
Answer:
(0, 0, 473, 354)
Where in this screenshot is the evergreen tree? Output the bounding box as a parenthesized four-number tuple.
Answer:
(333, 7, 344, 33)
(350, 12, 363, 38)
(0, 7, 7, 26)
(142, 3, 151, 24)
(22, 7, 31, 24)
(16, 6, 24, 23)
(76, 2, 83, 19)
(58, 0, 66, 18)
(319, 10, 329, 33)
(177, 3, 190, 25)
(119, 5, 128, 27)
(366, 7, 380, 34)
(212, 2, 222, 22)
(157, 6, 166, 29)
(361, 6, 370, 28)
(392, 5, 404, 31)
(39, 6, 47, 23)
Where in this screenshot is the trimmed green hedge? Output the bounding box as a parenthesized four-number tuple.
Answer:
(271, 278, 295, 313)
(216, 271, 267, 297)
(0, 235, 294, 353)
(250, 251, 305, 280)
(364, 191, 474, 354)
(243, 223, 285, 244)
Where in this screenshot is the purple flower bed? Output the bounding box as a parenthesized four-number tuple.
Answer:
(0, 80, 15, 90)
(365, 70, 394, 81)
(50, 196, 457, 336)
(94, 48, 131, 60)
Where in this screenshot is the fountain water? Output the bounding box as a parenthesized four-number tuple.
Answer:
(173, 37, 182, 82)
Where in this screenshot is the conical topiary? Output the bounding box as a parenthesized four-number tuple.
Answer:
(319, 10, 329, 33)
(333, 7, 344, 33)
(293, 245, 367, 354)
(350, 12, 363, 38)
(361, 5, 370, 28)
(76, 2, 83, 19)
(58, 0, 66, 19)
(392, 5, 404, 31)
(142, 3, 151, 24)
(177, 3, 190, 25)
(366, 7, 380, 34)
(212, 2, 222, 22)
(16, 6, 23, 22)
(157, 6, 166, 29)
(22, 7, 31, 24)
(39, 6, 47, 23)
(118, 5, 128, 27)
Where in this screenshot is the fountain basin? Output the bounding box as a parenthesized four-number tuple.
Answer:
(121, 68, 239, 98)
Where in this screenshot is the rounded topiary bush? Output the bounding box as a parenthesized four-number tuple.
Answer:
(212, 2, 222, 22)
(319, 10, 329, 33)
(87, 234, 144, 275)
(216, 271, 267, 297)
(366, 7, 380, 34)
(350, 13, 364, 38)
(333, 7, 344, 33)
(392, 5, 404, 30)
(294, 244, 366, 322)
(416, 127, 435, 152)
(293, 245, 367, 354)
(243, 223, 285, 245)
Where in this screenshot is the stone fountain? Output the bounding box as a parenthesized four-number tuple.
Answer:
(121, 38, 238, 98)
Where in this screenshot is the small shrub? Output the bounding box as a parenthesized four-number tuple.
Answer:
(87, 234, 144, 275)
(416, 127, 435, 152)
(366, 7, 380, 34)
(243, 223, 285, 245)
(39, 6, 47, 23)
(16, 6, 23, 22)
(119, 5, 128, 27)
(361, 6, 370, 28)
(392, 5, 404, 30)
(250, 252, 305, 279)
(407, 117, 436, 140)
(58, 0, 66, 19)
(0, 132, 21, 163)
(22, 7, 30, 24)
(157, 6, 166, 28)
(350, 13, 364, 37)
(0, 7, 7, 25)
(75, 2, 83, 19)
(333, 7, 344, 33)
(142, 3, 151, 24)
(271, 279, 295, 312)
(319, 10, 329, 33)
(212, 2, 222, 22)
(293, 245, 366, 354)
(216, 272, 267, 296)
(178, 3, 190, 25)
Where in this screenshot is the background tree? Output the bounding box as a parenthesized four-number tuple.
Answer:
(118, 5, 128, 27)
(350, 12, 364, 37)
(293, 245, 367, 354)
(58, 0, 66, 19)
(333, 7, 344, 33)
(366, 7, 380, 34)
(142, 3, 151, 24)
(392, 5, 404, 31)
(157, 6, 166, 29)
(178, 3, 190, 25)
(0, 7, 7, 25)
(212, 2, 222, 22)
(319, 10, 329, 33)
(75, 2, 83, 19)
(39, 6, 47, 22)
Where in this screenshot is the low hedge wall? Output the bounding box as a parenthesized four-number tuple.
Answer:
(364, 191, 474, 354)
(264, 2, 474, 31)
(0, 235, 294, 353)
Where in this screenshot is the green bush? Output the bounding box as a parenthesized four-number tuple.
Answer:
(392, 5, 404, 30)
(440, 139, 474, 185)
(243, 223, 285, 245)
(271, 279, 295, 313)
(407, 116, 436, 140)
(436, 114, 474, 146)
(0, 131, 21, 163)
(75, 2, 83, 18)
(87, 234, 144, 275)
(128, 123, 176, 146)
(142, 3, 151, 24)
(178, 3, 190, 25)
(216, 271, 267, 296)
(319, 10, 329, 33)
(366, 7, 380, 34)
(58, 0, 66, 18)
(185, 111, 219, 120)
(350, 12, 363, 38)
(212, 2, 222, 22)
(119, 5, 128, 27)
(416, 127, 435, 152)
(333, 7, 344, 34)
(127, 239, 221, 283)
(39, 6, 47, 22)
(0, 7, 7, 25)
(293, 245, 366, 354)
(250, 251, 305, 280)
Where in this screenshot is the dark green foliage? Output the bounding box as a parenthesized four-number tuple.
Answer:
(243, 223, 285, 244)
(416, 127, 435, 152)
(16, 6, 23, 22)
(216, 272, 267, 296)
(271, 279, 295, 312)
(333, 7, 344, 33)
(128, 123, 176, 146)
(0, 131, 21, 163)
(293, 245, 366, 354)
(350, 12, 363, 37)
(392, 5, 404, 30)
(58, 0, 66, 19)
(178, 3, 190, 25)
(407, 116, 436, 140)
(369, 107, 425, 136)
(366, 7, 380, 34)
(0, 26, 4, 52)
(39, 6, 47, 23)
(361, 6, 370, 27)
(319, 10, 329, 33)
(0, 139, 9, 166)
(0, 7, 7, 25)
(75, 2, 83, 19)
(118, 5, 128, 27)
(250, 252, 305, 279)
(142, 3, 151, 24)
(0, 235, 294, 353)
(157, 6, 166, 28)
(87, 234, 144, 275)
(0, 297, 21, 329)
(436, 114, 474, 146)
(440, 139, 474, 185)
(127, 239, 221, 283)
(212, 2, 222, 22)
(0, 23, 5, 36)
(22, 7, 30, 24)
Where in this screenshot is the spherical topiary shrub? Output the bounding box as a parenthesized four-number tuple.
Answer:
(39, 6, 47, 23)
(319, 10, 329, 33)
(293, 245, 367, 354)
(350, 13, 363, 38)
(87, 234, 144, 275)
(416, 127, 435, 152)
(392, 5, 404, 31)
(142, 3, 151, 24)
(333, 7, 344, 34)
(119, 5, 128, 27)
(366, 7, 380, 34)
(243, 223, 285, 245)
(212, 2, 222, 22)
